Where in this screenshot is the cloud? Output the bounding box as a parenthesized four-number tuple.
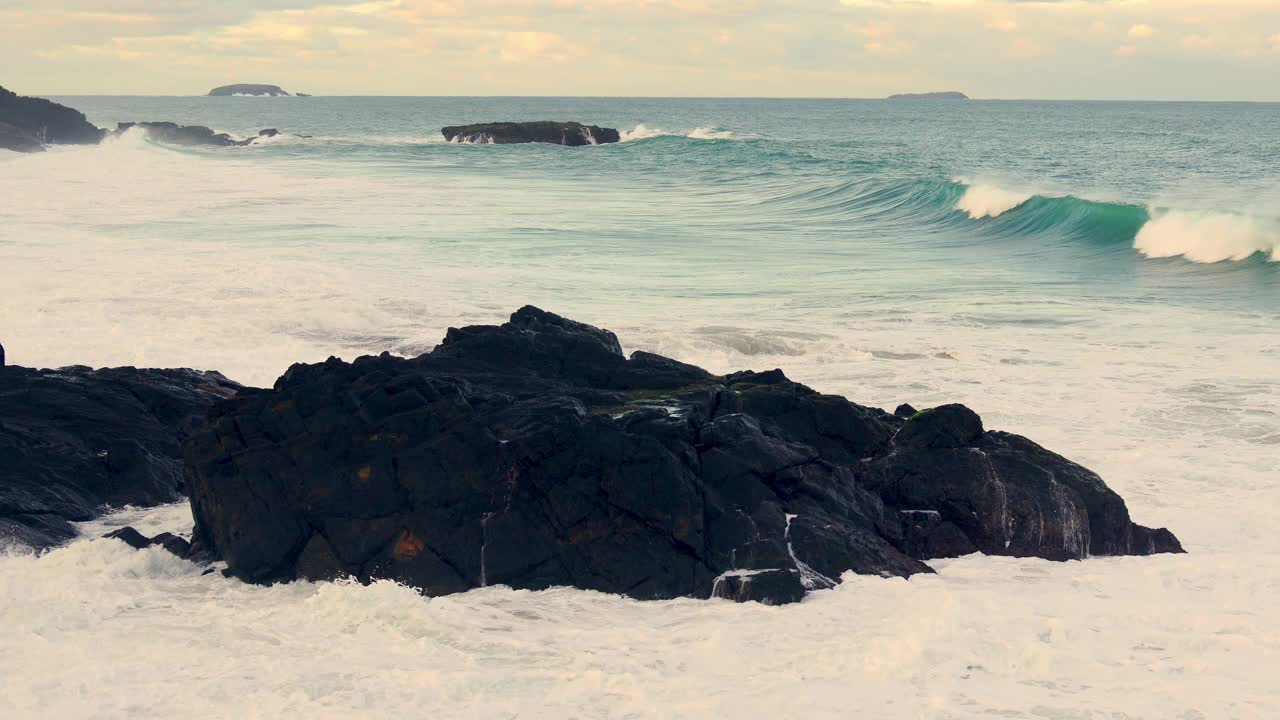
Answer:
(1179, 33, 1214, 49)
(1127, 24, 1156, 39)
(986, 17, 1018, 33)
(6, 0, 1280, 99)
(849, 20, 896, 40)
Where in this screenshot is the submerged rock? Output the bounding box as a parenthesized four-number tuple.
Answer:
(0, 85, 103, 145)
(441, 121, 620, 146)
(208, 84, 291, 97)
(0, 362, 240, 550)
(104, 526, 192, 559)
(184, 307, 1182, 605)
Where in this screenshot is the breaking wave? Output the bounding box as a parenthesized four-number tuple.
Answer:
(620, 124, 747, 142)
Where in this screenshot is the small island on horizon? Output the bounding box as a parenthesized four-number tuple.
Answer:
(887, 91, 970, 100)
(207, 83, 294, 97)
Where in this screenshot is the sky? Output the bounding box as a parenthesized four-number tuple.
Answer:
(2, 0, 1279, 100)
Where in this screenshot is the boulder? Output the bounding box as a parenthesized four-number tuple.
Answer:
(208, 84, 290, 97)
(257, 128, 280, 138)
(0, 362, 241, 550)
(0, 85, 103, 145)
(0, 121, 45, 153)
(183, 307, 1183, 605)
(441, 121, 620, 146)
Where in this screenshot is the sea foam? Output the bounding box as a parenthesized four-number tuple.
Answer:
(1135, 211, 1279, 263)
(955, 182, 1035, 219)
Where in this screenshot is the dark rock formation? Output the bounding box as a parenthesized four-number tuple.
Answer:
(111, 122, 275, 147)
(0, 85, 103, 145)
(184, 307, 1182, 605)
(208, 84, 290, 97)
(104, 526, 192, 559)
(0, 363, 240, 550)
(888, 91, 969, 100)
(0, 121, 45, 153)
(441, 121, 620, 146)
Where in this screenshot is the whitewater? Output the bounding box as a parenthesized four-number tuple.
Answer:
(2, 97, 1278, 718)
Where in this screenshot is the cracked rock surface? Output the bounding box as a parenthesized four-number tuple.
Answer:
(0, 364, 241, 549)
(184, 306, 1183, 604)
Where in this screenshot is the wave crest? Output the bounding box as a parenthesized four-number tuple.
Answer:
(1135, 211, 1279, 263)
(955, 182, 1035, 219)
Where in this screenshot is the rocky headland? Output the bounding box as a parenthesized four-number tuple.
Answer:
(0, 85, 287, 151)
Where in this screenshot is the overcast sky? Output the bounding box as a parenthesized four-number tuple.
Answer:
(3, 0, 1279, 99)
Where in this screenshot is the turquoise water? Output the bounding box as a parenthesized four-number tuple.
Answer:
(2, 97, 1279, 718)
(50, 97, 1280, 309)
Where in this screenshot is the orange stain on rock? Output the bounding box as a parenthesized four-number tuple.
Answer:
(393, 530, 425, 560)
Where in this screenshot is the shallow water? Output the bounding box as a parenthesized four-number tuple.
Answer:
(1, 97, 1277, 718)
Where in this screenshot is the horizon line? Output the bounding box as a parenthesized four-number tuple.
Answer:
(34, 93, 1280, 104)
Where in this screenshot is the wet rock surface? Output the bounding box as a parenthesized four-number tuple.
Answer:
(184, 307, 1182, 604)
(0, 362, 241, 550)
(441, 121, 621, 146)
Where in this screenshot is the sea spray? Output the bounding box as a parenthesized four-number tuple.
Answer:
(1135, 211, 1279, 263)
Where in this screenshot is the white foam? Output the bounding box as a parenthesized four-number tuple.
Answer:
(1135, 210, 1279, 263)
(620, 124, 741, 142)
(686, 126, 737, 140)
(1, 503, 1275, 718)
(955, 182, 1035, 219)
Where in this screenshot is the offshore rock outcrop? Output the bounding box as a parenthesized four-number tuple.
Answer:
(184, 307, 1182, 605)
(0, 85, 103, 147)
(111, 122, 279, 147)
(0, 360, 240, 550)
(441, 121, 621, 146)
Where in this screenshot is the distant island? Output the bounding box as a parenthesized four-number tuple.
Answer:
(887, 91, 969, 100)
(207, 84, 293, 97)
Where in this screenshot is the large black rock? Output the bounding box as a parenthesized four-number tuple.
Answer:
(441, 121, 620, 146)
(0, 361, 240, 550)
(0, 85, 103, 145)
(184, 307, 1183, 604)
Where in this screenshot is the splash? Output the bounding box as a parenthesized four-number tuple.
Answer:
(1134, 211, 1279, 263)
(955, 182, 1035, 219)
(620, 124, 741, 142)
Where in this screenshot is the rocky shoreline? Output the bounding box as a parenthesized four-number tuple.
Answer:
(0, 309, 1183, 605)
(0, 85, 286, 151)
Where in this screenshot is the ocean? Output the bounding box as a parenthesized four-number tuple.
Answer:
(2, 96, 1278, 718)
